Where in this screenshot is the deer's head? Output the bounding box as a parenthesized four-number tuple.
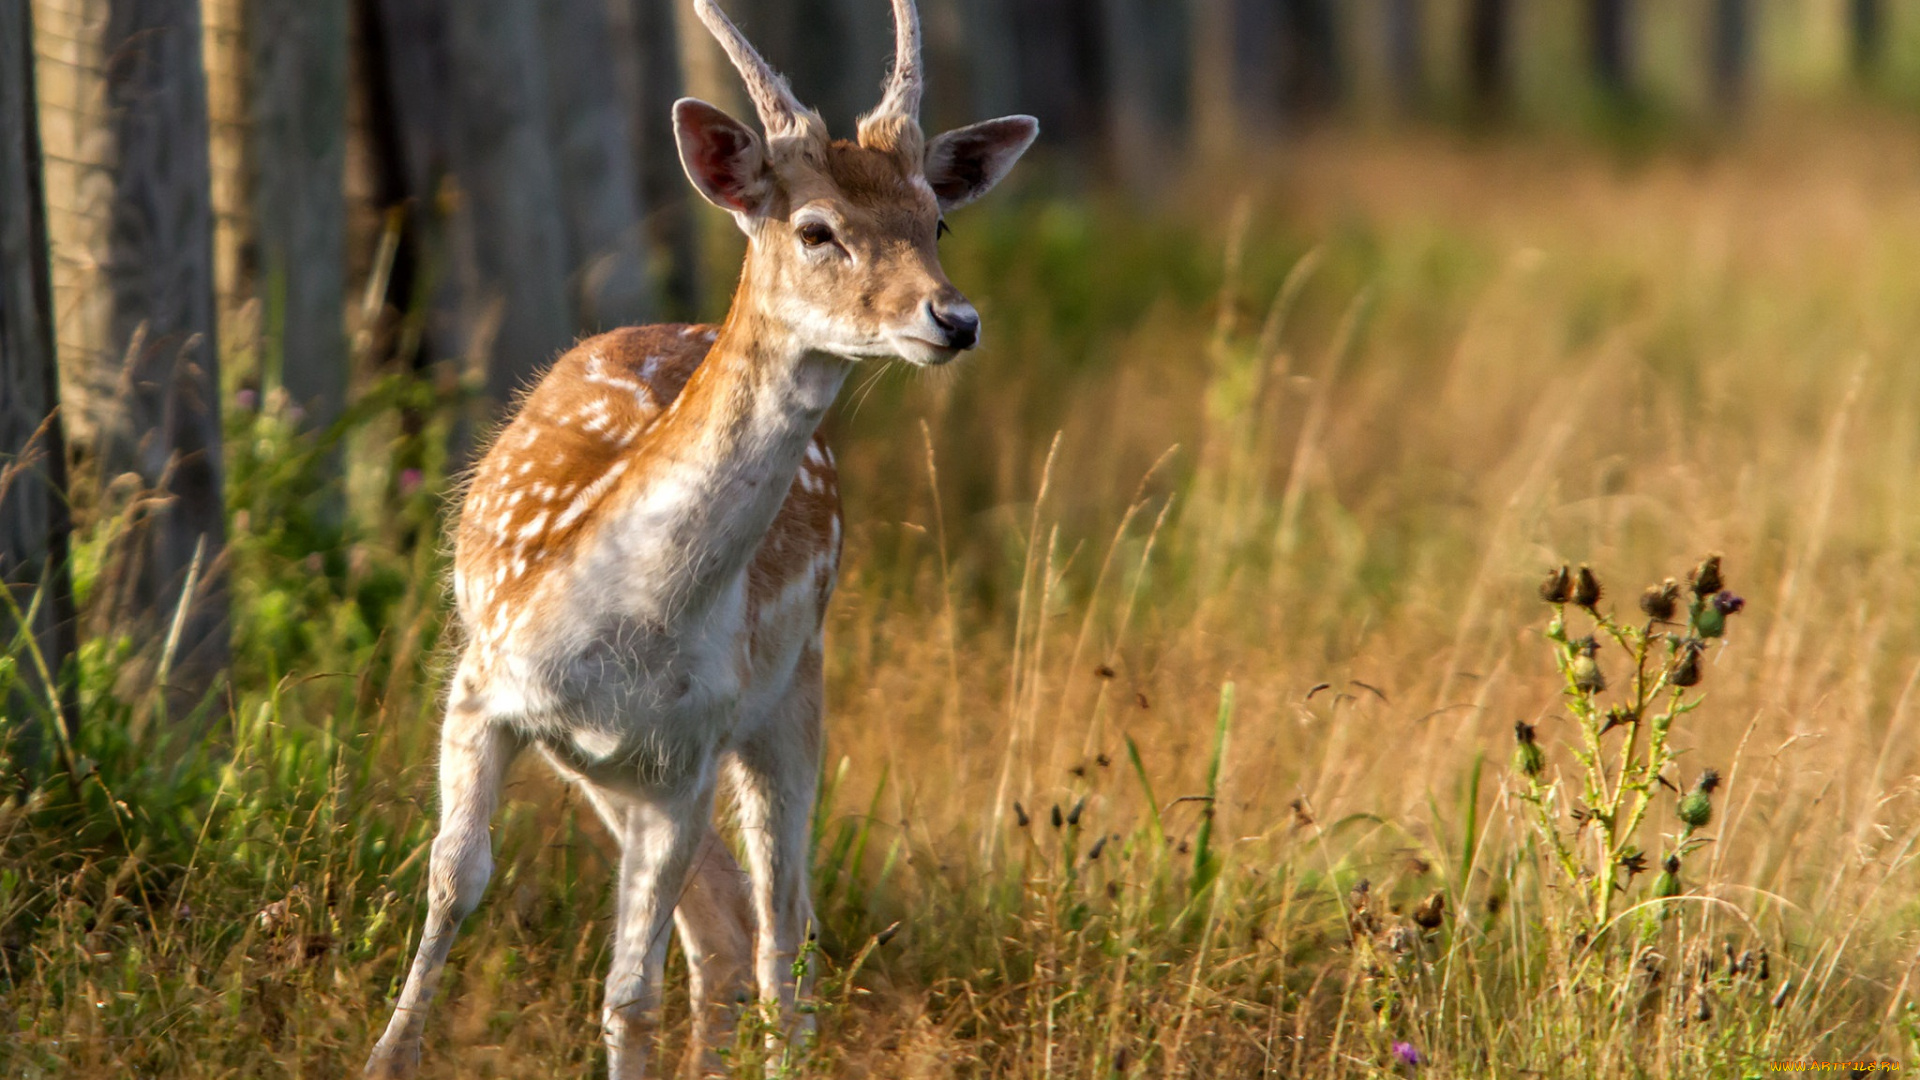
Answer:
(675, 0, 1037, 366)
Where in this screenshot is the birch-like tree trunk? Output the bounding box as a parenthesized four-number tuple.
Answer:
(2, 0, 80, 762)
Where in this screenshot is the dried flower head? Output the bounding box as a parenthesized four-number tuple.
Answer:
(1641, 578, 1681, 621)
(1695, 768, 1721, 795)
(1671, 638, 1705, 688)
(1540, 565, 1573, 604)
(1574, 564, 1604, 609)
(1689, 553, 1724, 598)
(1412, 891, 1446, 929)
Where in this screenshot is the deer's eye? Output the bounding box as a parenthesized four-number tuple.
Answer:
(937, 219, 951, 240)
(798, 221, 835, 248)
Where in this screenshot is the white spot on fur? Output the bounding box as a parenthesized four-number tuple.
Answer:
(554, 459, 631, 530)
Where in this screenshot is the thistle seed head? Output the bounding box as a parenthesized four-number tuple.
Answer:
(1412, 891, 1445, 929)
(1540, 565, 1573, 604)
(1574, 564, 1604, 609)
(1689, 553, 1724, 598)
(1671, 639, 1705, 688)
(1641, 578, 1681, 621)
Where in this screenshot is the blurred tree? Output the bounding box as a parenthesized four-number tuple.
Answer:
(1850, 0, 1883, 81)
(613, 0, 702, 320)
(1384, 0, 1425, 113)
(1708, 0, 1750, 116)
(1010, 0, 1105, 146)
(539, 0, 652, 332)
(1278, 0, 1341, 116)
(443, 0, 574, 405)
(1465, 0, 1509, 117)
(1100, 0, 1189, 191)
(2, 0, 80, 762)
(359, 0, 651, 409)
(1589, 0, 1633, 99)
(98, 0, 228, 701)
(1192, 0, 1237, 156)
(249, 0, 349, 444)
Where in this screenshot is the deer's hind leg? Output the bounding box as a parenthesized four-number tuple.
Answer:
(727, 642, 826, 1049)
(366, 678, 522, 1079)
(674, 835, 753, 1078)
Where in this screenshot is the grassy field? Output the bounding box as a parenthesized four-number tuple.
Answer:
(7, 109, 1920, 1077)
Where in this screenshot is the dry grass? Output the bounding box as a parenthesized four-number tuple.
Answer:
(7, 110, 1920, 1077)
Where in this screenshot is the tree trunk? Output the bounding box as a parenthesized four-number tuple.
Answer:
(1589, 0, 1632, 98)
(613, 0, 701, 321)
(1708, 0, 1749, 115)
(1009, 0, 1104, 148)
(100, 0, 228, 702)
(2, 0, 80, 767)
(1383, 0, 1423, 112)
(1850, 0, 1883, 81)
(1465, 0, 1509, 117)
(444, 0, 575, 406)
(540, 0, 650, 332)
(1278, 0, 1340, 117)
(1100, 0, 1188, 191)
(249, 0, 349, 437)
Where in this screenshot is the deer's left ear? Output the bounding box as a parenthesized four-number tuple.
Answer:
(923, 116, 1039, 212)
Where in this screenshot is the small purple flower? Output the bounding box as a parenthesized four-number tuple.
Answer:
(399, 468, 424, 496)
(1712, 591, 1744, 616)
(235, 387, 258, 411)
(1392, 1041, 1422, 1068)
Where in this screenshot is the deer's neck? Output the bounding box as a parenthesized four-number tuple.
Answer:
(601, 272, 847, 620)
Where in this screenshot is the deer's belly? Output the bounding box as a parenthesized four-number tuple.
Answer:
(461, 567, 811, 789)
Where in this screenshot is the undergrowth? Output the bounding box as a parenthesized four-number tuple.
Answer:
(6, 123, 1920, 1077)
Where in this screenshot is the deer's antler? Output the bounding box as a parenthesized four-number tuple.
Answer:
(693, 0, 823, 143)
(858, 0, 925, 156)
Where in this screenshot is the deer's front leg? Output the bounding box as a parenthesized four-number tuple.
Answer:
(603, 783, 714, 1080)
(366, 696, 520, 1079)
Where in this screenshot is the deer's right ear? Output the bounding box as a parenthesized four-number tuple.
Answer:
(674, 98, 773, 215)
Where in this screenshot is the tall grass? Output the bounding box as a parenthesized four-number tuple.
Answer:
(6, 112, 1920, 1076)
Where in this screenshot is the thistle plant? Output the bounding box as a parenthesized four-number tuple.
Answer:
(1513, 554, 1745, 931)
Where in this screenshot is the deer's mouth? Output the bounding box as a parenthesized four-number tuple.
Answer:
(891, 335, 965, 366)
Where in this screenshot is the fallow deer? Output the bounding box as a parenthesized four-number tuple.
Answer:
(363, 1, 1036, 1077)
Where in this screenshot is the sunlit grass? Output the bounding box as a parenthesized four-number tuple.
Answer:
(6, 111, 1920, 1077)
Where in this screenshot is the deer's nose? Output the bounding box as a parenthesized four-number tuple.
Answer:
(927, 297, 980, 350)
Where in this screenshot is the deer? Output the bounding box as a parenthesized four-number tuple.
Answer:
(363, 1, 1036, 1077)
